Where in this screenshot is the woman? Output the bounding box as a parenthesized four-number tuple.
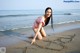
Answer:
(31, 7, 53, 44)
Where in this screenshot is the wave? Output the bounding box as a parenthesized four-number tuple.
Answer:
(0, 20, 80, 32)
(0, 14, 43, 18)
(54, 20, 80, 25)
(0, 14, 28, 18)
(0, 26, 32, 32)
(1, 12, 78, 18)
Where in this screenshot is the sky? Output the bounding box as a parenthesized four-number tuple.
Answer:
(0, 0, 80, 10)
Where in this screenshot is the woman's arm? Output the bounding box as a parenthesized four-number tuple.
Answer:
(31, 23, 42, 44)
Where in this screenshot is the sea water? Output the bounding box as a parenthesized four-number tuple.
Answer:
(0, 9, 80, 31)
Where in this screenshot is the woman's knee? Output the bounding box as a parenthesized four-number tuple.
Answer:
(40, 28, 46, 37)
(33, 28, 42, 40)
(38, 37, 42, 40)
(38, 34, 42, 40)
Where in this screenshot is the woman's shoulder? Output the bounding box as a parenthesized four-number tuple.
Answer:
(38, 16, 44, 19)
(36, 16, 44, 22)
(38, 16, 43, 18)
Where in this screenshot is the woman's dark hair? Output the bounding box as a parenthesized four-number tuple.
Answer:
(44, 7, 53, 29)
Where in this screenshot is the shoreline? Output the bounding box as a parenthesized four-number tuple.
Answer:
(0, 21, 80, 53)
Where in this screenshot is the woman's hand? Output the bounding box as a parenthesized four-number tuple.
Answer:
(31, 39, 35, 44)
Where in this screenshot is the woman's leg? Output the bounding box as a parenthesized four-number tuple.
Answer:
(40, 27, 46, 37)
(33, 28, 42, 40)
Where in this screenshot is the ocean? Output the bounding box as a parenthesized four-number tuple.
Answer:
(0, 9, 80, 31)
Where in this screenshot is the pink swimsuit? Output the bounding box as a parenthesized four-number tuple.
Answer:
(33, 16, 45, 29)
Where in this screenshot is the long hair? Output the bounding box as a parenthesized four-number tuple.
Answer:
(44, 7, 53, 29)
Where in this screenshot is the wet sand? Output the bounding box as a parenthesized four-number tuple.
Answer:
(0, 21, 80, 53)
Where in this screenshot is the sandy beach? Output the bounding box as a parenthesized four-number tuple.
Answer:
(0, 21, 80, 53)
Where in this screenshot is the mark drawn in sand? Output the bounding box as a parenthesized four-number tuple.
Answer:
(33, 34, 76, 51)
(14, 34, 76, 53)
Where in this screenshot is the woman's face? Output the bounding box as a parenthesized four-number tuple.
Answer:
(45, 9, 52, 18)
